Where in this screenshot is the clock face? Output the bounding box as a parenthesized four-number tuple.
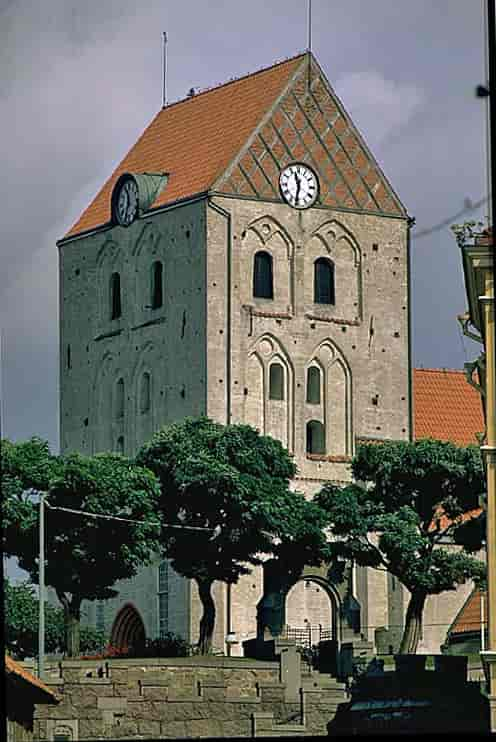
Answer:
(279, 163, 319, 209)
(115, 177, 139, 226)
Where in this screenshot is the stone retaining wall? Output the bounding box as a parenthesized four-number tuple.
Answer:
(31, 657, 346, 738)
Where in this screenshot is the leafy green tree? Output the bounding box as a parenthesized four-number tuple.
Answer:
(2, 439, 161, 657)
(137, 417, 330, 654)
(5, 578, 105, 659)
(2, 437, 60, 555)
(315, 439, 486, 654)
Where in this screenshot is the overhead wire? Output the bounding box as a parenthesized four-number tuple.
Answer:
(411, 196, 488, 241)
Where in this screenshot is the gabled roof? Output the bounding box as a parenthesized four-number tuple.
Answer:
(413, 368, 484, 447)
(63, 52, 406, 240)
(449, 588, 486, 637)
(5, 655, 60, 701)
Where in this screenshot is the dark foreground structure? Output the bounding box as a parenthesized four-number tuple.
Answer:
(328, 654, 490, 735)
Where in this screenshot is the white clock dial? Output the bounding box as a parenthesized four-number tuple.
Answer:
(115, 177, 139, 226)
(279, 163, 319, 209)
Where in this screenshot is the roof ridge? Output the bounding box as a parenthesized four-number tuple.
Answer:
(159, 51, 307, 113)
(414, 367, 466, 375)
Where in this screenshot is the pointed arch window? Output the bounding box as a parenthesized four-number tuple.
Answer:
(110, 272, 122, 319)
(253, 251, 273, 299)
(307, 366, 321, 404)
(140, 372, 151, 413)
(314, 258, 335, 305)
(269, 362, 284, 400)
(306, 420, 325, 455)
(116, 378, 125, 419)
(116, 435, 124, 454)
(151, 261, 163, 310)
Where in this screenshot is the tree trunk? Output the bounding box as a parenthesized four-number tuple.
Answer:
(196, 578, 216, 655)
(399, 591, 427, 654)
(57, 591, 81, 658)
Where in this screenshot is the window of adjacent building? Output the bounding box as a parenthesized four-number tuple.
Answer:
(253, 250, 273, 299)
(140, 372, 151, 413)
(116, 378, 125, 419)
(110, 272, 122, 319)
(158, 560, 169, 639)
(306, 420, 325, 455)
(314, 258, 335, 305)
(306, 366, 321, 404)
(269, 362, 284, 400)
(151, 261, 163, 310)
(116, 435, 124, 454)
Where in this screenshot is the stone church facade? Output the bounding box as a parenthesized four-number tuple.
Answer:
(57, 52, 411, 655)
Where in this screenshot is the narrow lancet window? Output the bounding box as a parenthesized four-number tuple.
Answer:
(111, 272, 122, 319)
(269, 363, 284, 400)
(116, 378, 125, 419)
(307, 366, 321, 404)
(151, 261, 163, 310)
(314, 258, 335, 305)
(253, 251, 273, 299)
(140, 372, 151, 413)
(306, 420, 325, 455)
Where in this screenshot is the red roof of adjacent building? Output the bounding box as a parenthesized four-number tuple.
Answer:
(413, 368, 484, 446)
(5, 655, 60, 701)
(449, 588, 486, 637)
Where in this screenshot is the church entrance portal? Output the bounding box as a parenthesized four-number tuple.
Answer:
(110, 603, 146, 653)
(284, 576, 339, 647)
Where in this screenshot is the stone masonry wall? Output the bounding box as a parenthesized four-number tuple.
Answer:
(32, 657, 346, 739)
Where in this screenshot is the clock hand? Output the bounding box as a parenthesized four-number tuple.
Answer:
(295, 174, 301, 203)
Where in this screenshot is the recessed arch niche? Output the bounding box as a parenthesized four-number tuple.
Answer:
(246, 334, 294, 451)
(305, 219, 362, 321)
(241, 215, 294, 314)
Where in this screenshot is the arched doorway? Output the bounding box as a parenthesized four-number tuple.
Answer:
(110, 603, 146, 653)
(284, 576, 340, 647)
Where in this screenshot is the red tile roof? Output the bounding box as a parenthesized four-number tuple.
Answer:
(5, 655, 60, 701)
(65, 54, 305, 238)
(64, 51, 406, 240)
(413, 368, 484, 446)
(449, 588, 486, 636)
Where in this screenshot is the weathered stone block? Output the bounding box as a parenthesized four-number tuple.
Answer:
(161, 720, 187, 738)
(97, 697, 127, 711)
(79, 718, 105, 739)
(137, 719, 161, 736)
(127, 700, 157, 720)
(184, 718, 222, 738)
(221, 719, 251, 737)
(71, 687, 99, 709)
(108, 668, 128, 684)
(111, 720, 138, 738)
(143, 685, 168, 701)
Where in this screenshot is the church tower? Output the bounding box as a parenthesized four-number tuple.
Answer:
(58, 52, 411, 653)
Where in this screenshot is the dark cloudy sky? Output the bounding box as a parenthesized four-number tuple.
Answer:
(0, 0, 489, 452)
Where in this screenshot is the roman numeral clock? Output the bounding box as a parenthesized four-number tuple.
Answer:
(279, 163, 319, 209)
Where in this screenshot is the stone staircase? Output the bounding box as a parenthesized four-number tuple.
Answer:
(253, 666, 349, 737)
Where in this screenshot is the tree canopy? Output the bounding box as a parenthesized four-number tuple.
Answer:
(315, 439, 487, 653)
(4, 578, 104, 660)
(137, 417, 330, 653)
(2, 438, 161, 656)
